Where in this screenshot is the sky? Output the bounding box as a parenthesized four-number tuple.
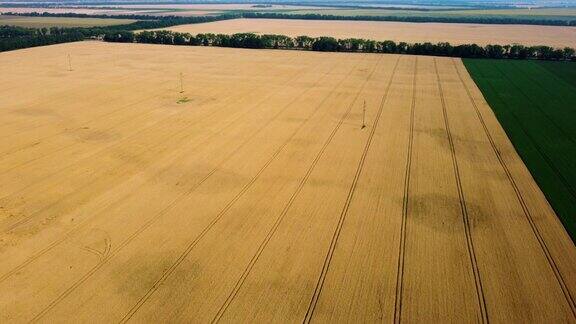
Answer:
(1, 0, 576, 8)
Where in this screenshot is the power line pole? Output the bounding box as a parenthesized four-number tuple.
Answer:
(67, 54, 72, 72)
(362, 99, 366, 129)
(179, 72, 184, 93)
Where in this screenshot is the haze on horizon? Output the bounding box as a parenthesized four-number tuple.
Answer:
(1, 0, 576, 9)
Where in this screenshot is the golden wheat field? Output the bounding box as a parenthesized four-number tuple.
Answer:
(165, 18, 576, 48)
(0, 41, 575, 323)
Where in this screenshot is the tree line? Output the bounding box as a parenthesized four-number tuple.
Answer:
(1, 12, 240, 31)
(242, 12, 576, 27)
(103, 30, 576, 61)
(3, 9, 576, 27)
(0, 26, 85, 52)
(1, 11, 575, 58)
(0, 2, 519, 11)
(0, 13, 238, 52)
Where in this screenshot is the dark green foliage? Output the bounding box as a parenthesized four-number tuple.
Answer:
(294, 35, 314, 48)
(2, 12, 240, 30)
(103, 31, 134, 43)
(0, 25, 37, 38)
(464, 59, 576, 241)
(0, 25, 84, 51)
(260, 34, 294, 49)
(312, 37, 339, 51)
(101, 29, 575, 62)
(229, 33, 265, 48)
(0, 12, 239, 52)
(2, 11, 575, 57)
(242, 12, 576, 27)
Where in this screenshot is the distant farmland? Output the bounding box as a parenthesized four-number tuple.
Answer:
(287, 7, 576, 21)
(0, 42, 574, 322)
(0, 7, 154, 15)
(464, 59, 576, 241)
(2, 4, 575, 22)
(0, 15, 135, 28)
(164, 18, 576, 48)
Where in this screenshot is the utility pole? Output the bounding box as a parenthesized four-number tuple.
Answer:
(362, 100, 366, 129)
(67, 54, 72, 72)
(179, 72, 184, 93)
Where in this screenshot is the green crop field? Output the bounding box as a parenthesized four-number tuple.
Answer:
(0, 15, 136, 28)
(464, 59, 576, 241)
(537, 60, 576, 88)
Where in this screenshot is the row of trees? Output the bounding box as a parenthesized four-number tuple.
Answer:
(1, 12, 240, 31)
(0, 2, 545, 12)
(0, 13, 239, 52)
(242, 12, 576, 27)
(1, 25, 37, 38)
(103, 30, 576, 61)
(0, 25, 78, 38)
(0, 26, 85, 52)
(4, 10, 576, 27)
(2, 11, 575, 58)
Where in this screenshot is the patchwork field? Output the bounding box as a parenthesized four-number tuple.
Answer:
(3, 4, 575, 22)
(0, 7, 219, 17)
(164, 18, 576, 48)
(0, 42, 575, 322)
(0, 4, 328, 17)
(0, 7, 144, 15)
(90, 3, 329, 10)
(287, 7, 576, 20)
(0, 15, 135, 28)
(464, 59, 576, 241)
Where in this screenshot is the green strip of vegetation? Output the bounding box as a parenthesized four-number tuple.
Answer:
(274, 7, 576, 22)
(242, 12, 576, 26)
(0, 13, 239, 52)
(463, 59, 576, 241)
(2, 11, 576, 54)
(103, 29, 575, 61)
(0, 15, 137, 28)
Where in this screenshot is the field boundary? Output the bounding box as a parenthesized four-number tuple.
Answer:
(469, 61, 576, 227)
(454, 60, 576, 316)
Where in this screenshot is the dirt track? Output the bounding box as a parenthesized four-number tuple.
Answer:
(165, 18, 576, 48)
(0, 42, 574, 322)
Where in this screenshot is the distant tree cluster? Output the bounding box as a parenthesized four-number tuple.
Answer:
(0, 25, 85, 51)
(1, 11, 575, 59)
(128, 31, 295, 49)
(4, 10, 575, 27)
(242, 12, 576, 27)
(1, 12, 240, 31)
(103, 30, 576, 61)
(0, 13, 238, 52)
(1, 25, 36, 38)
